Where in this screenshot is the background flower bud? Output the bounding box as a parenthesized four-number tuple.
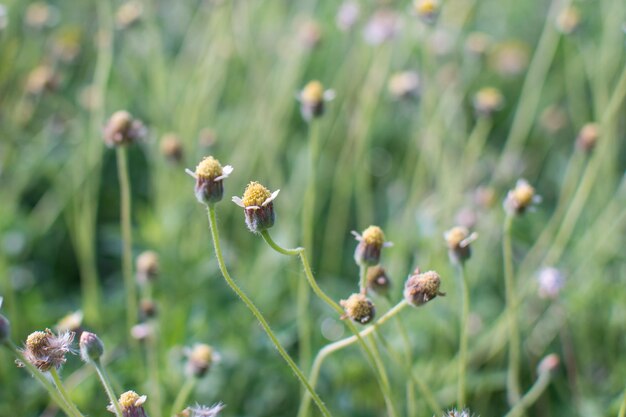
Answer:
(340, 293, 376, 324)
(80, 331, 104, 362)
(404, 270, 445, 307)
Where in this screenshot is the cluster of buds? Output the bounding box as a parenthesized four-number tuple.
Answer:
(19, 329, 75, 372)
(503, 179, 542, 216)
(297, 80, 335, 122)
(444, 226, 478, 265)
(186, 156, 233, 206)
(103, 110, 146, 147)
(404, 269, 446, 307)
(352, 225, 392, 267)
(232, 181, 280, 233)
(340, 293, 376, 324)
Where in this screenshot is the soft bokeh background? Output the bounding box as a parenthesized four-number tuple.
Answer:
(0, 0, 625, 416)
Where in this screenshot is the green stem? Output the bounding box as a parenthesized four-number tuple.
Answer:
(297, 300, 409, 417)
(206, 206, 332, 417)
(146, 325, 162, 417)
(503, 371, 552, 417)
(457, 263, 470, 409)
(49, 367, 85, 417)
(503, 215, 522, 405)
(116, 146, 137, 337)
(618, 389, 626, 417)
(170, 377, 197, 416)
(6, 342, 76, 417)
(261, 230, 398, 417)
(359, 264, 369, 295)
(93, 361, 123, 417)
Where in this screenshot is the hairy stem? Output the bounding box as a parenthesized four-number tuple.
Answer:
(504, 371, 552, 417)
(457, 263, 470, 409)
(94, 361, 123, 417)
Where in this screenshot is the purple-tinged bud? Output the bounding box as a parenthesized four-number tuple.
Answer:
(352, 226, 392, 267)
(404, 270, 445, 307)
(537, 353, 560, 375)
(109, 391, 148, 417)
(444, 226, 478, 265)
(103, 110, 146, 147)
(366, 265, 391, 295)
(503, 179, 542, 216)
(186, 156, 233, 206)
(80, 331, 104, 362)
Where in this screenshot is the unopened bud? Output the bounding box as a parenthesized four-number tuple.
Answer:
(186, 344, 217, 378)
(352, 226, 392, 267)
(103, 110, 146, 147)
(404, 270, 445, 307)
(366, 265, 391, 295)
(538, 353, 560, 374)
(576, 122, 599, 153)
(80, 331, 104, 362)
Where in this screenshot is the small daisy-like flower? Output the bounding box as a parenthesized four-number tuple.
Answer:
(232, 181, 280, 233)
(79, 331, 104, 363)
(444, 226, 478, 265)
(388, 71, 420, 100)
(404, 269, 445, 307)
(340, 293, 376, 324)
(503, 179, 542, 216)
(413, 0, 440, 25)
(537, 267, 565, 299)
(473, 87, 504, 117)
(178, 403, 225, 417)
(185, 343, 220, 378)
(136, 250, 159, 285)
(297, 80, 335, 122)
(186, 156, 233, 206)
(576, 122, 600, 153)
(19, 329, 75, 372)
(352, 225, 392, 267)
(103, 110, 146, 147)
(366, 265, 391, 295)
(110, 391, 148, 417)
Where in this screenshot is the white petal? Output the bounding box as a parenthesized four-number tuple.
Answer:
(262, 189, 280, 206)
(185, 168, 197, 179)
(222, 165, 234, 175)
(232, 196, 244, 207)
(351, 231, 362, 240)
(383, 241, 394, 248)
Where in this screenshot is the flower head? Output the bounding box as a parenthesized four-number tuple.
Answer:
(297, 80, 335, 121)
(404, 269, 445, 307)
(473, 87, 504, 117)
(79, 331, 104, 363)
(340, 293, 376, 324)
(103, 110, 146, 147)
(444, 226, 478, 265)
(20, 329, 75, 372)
(160, 133, 184, 163)
(55, 310, 83, 333)
(366, 265, 391, 295)
(178, 403, 225, 417)
(352, 225, 392, 267)
(185, 343, 219, 378)
(413, 0, 440, 25)
(556, 6, 581, 35)
(186, 156, 233, 205)
(336, 1, 359, 31)
(443, 409, 473, 417)
(110, 391, 148, 417)
(232, 182, 280, 233)
(503, 179, 541, 215)
(363, 9, 400, 45)
(136, 250, 159, 285)
(388, 71, 420, 100)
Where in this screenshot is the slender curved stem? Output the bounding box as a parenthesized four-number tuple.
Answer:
(503, 215, 521, 405)
(6, 342, 76, 417)
(359, 264, 369, 295)
(93, 361, 123, 417)
(261, 230, 398, 417)
(206, 206, 332, 417)
(504, 371, 552, 417)
(49, 367, 85, 417)
(170, 377, 197, 416)
(297, 300, 409, 417)
(116, 146, 137, 336)
(457, 263, 470, 409)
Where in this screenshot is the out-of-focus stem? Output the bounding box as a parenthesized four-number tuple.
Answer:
(503, 215, 521, 405)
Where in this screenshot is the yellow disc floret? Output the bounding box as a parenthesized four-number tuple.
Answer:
(301, 81, 324, 105)
(445, 226, 469, 249)
(415, 0, 438, 14)
(26, 331, 50, 356)
(512, 182, 535, 207)
(195, 156, 223, 180)
(119, 391, 142, 409)
(189, 344, 213, 366)
(242, 182, 272, 207)
(361, 226, 385, 246)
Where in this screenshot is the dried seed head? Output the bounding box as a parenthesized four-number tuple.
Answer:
(186, 344, 217, 378)
(79, 331, 104, 363)
(178, 403, 225, 417)
(20, 329, 75, 372)
(116, 1, 143, 30)
(556, 6, 581, 35)
(232, 182, 280, 233)
(473, 87, 504, 117)
(404, 270, 445, 307)
(576, 122, 600, 153)
(110, 391, 148, 417)
(340, 293, 376, 324)
(103, 110, 146, 147)
(136, 250, 159, 285)
(0, 314, 10, 344)
(160, 133, 184, 163)
(353, 226, 391, 267)
(188, 156, 233, 205)
(366, 265, 391, 295)
(504, 179, 541, 215)
(537, 353, 560, 374)
(444, 226, 478, 265)
(336, 1, 359, 31)
(388, 71, 420, 100)
(413, 0, 440, 24)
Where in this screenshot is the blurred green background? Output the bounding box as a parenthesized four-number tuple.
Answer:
(0, 0, 625, 416)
